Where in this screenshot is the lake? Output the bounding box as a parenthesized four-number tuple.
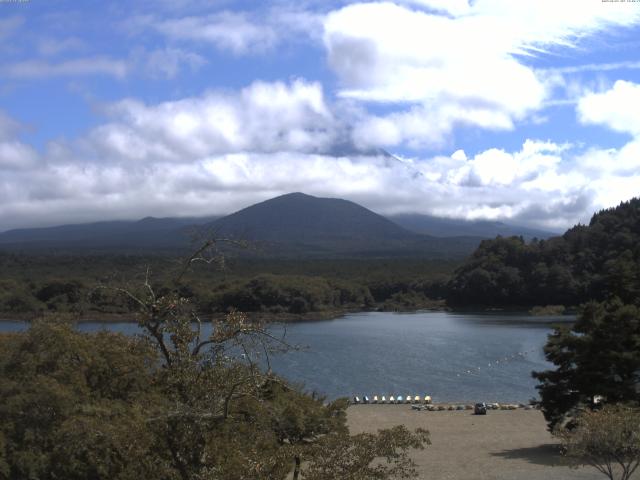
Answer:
(0, 311, 571, 403)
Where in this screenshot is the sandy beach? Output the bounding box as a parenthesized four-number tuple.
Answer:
(347, 405, 609, 480)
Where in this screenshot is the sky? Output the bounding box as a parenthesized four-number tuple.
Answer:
(1, 0, 640, 232)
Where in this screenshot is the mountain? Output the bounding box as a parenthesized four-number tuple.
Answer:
(0, 216, 217, 252)
(0, 193, 485, 258)
(204, 193, 481, 257)
(209, 192, 408, 242)
(388, 214, 556, 239)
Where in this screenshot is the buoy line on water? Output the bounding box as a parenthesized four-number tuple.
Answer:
(455, 347, 539, 378)
(349, 347, 542, 405)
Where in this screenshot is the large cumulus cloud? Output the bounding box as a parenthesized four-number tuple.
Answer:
(325, 0, 640, 149)
(0, 79, 638, 232)
(2, 2, 640, 232)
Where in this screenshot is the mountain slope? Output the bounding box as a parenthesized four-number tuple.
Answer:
(209, 192, 409, 242)
(0, 193, 482, 258)
(0, 216, 217, 251)
(203, 193, 482, 257)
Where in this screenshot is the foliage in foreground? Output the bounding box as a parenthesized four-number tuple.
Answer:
(0, 287, 429, 480)
(533, 300, 640, 430)
(557, 405, 640, 480)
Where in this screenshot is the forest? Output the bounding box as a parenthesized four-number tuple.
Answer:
(1, 198, 639, 319)
(447, 198, 640, 309)
(0, 255, 453, 320)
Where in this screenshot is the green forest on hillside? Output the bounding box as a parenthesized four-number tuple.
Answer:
(447, 198, 640, 308)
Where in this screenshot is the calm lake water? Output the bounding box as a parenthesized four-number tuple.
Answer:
(0, 311, 572, 403)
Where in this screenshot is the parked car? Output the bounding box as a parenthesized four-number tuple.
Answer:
(474, 402, 487, 415)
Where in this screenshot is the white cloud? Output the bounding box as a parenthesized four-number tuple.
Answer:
(443, 140, 569, 188)
(324, 0, 640, 149)
(2, 57, 128, 79)
(153, 11, 279, 54)
(0, 141, 38, 170)
(138, 7, 323, 56)
(81, 79, 340, 163)
(543, 60, 640, 75)
(572, 80, 640, 209)
(139, 47, 207, 79)
(578, 80, 640, 136)
(450, 149, 467, 162)
(2, 45, 205, 81)
(3, 3, 640, 233)
(0, 127, 628, 232)
(397, 0, 470, 16)
(2, 74, 640, 231)
(0, 112, 39, 171)
(352, 104, 515, 150)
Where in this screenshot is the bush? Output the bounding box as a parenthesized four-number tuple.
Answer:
(556, 405, 640, 480)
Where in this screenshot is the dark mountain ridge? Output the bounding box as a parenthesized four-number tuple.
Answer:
(204, 192, 484, 257)
(208, 192, 410, 242)
(0, 216, 217, 251)
(0, 192, 549, 257)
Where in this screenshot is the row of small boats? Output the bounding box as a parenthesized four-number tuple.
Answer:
(352, 395, 432, 404)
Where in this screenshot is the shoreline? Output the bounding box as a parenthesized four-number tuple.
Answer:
(0, 303, 575, 324)
(0, 310, 356, 324)
(0, 305, 445, 324)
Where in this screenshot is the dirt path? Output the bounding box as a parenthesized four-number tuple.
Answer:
(347, 405, 612, 480)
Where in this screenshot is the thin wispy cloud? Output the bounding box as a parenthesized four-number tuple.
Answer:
(544, 60, 640, 74)
(2, 57, 128, 79)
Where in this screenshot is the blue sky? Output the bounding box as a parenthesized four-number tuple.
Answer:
(1, 0, 640, 231)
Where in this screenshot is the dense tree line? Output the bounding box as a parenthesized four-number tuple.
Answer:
(203, 274, 374, 314)
(0, 255, 452, 318)
(447, 198, 640, 308)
